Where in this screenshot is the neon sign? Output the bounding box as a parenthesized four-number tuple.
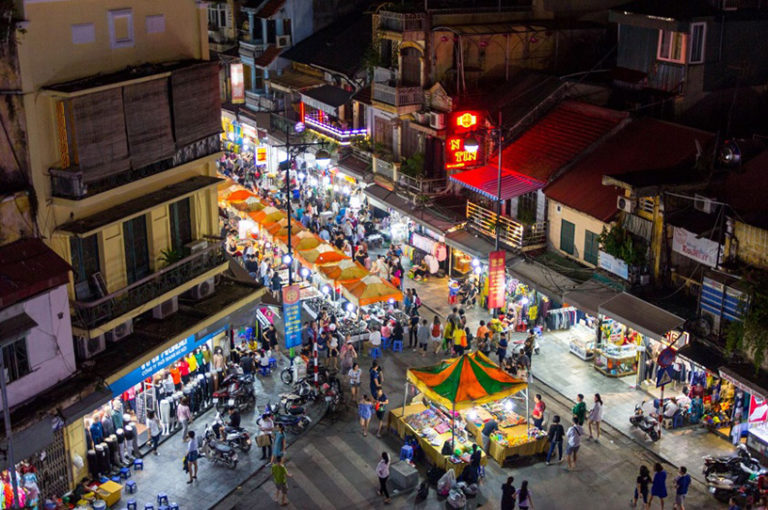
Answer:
(446, 137, 479, 169)
(456, 113, 477, 129)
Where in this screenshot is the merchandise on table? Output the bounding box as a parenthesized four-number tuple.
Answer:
(594, 344, 637, 377)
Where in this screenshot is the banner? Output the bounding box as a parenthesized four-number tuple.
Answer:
(230, 63, 244, 104)
(750, 395, 768, 425)
(598, 250, 629, 280)
(487, 250, 506, 309)
(672, 227, 720, 267)
(282, 285, 302, 349)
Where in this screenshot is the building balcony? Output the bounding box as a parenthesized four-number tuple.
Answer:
(375, 11, 426, 41)
(50, 134, 220, 200)
(304, 113, 367, 145)
(245, 90, 283, 112)
(396, 173, 446, 196)
(238, 38, 266, 60)
(72, 242, 227, 331)
(466, 201, 547, 251)
(372, 81, 423, 112)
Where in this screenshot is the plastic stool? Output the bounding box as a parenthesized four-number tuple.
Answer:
(120, 466, 132, 479)
(125, 480, 137, 494)
(269, 357, 277, 369)
(169, 503, 179, 510)
(157, 493, 169, 506)
(259, 365, 271, 376)
(392, 340, 403, 352)
(133, 458, 144, 470)
(144, 505, 154, 510)
(111, 476, 121, 484)
(370, 347, 381, 360)
(126, 499, 137, 510)
(99, 476, 109, 484)
(158, 506, 170, 510)
(400, 444, 414, 461)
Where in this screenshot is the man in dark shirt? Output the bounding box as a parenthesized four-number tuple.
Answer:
(228, 406, 241, 429)
(239, 351, 254, 375)
(481, 419, 498, 452)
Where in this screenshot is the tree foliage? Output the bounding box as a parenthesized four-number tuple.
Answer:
(598, 224, 647, 267)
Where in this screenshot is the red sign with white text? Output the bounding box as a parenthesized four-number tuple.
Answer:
(487, 250, 506, 309)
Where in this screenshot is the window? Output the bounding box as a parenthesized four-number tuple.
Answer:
(374, 117, 393, 149)
(3, 338, 30, 383)
(517, 192, 538, 223)
(108, 9, 134, 49)
(266, 19, 276, 44)
(657, 30, 686, 63)
(169, 198, 193, 252)
(123, 215, 150, 284)
(70, 234, 101, 301)
(208, 4, 228, 28)
(689, 22, 706, 64)
(560, 219, 575, 255)
(584, 230, 599, 266)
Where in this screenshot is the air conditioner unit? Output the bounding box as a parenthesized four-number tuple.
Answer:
(700, 309, 720, 337)
(276, 35, 291, 48)
(694, 194, 715, 214)
(183, 278, 215, 301)
(429, 112, 445, 130)
(185, 239, 208, 254)
(616, 195, 635, 213)
(105, 319, 133, 343)
(152, 296, 179, 319)
(76, 335, 106, 360)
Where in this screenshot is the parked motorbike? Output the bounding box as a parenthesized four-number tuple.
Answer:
(629, 401, 660, 441)
(280, 380, 317, 414)
(320, 381, 343, 415)
(704, 444, 766, 504)
(201, 423, 239, 469)
(704, 444, 762, 477)
(212, 412, 252, 452)
(266, 401, 312, 434)
(213, 372, 256, 412)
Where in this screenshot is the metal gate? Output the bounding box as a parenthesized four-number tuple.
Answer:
(28, 428, 70, 499)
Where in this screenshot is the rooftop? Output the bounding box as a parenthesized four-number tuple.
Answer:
(254, 45, 282, 68)
(0, 238, 71, 309)
(246, 0, 285, 18)
(612, 0, 718, 21)
(301, 85, 354, 109)
(717, 149, 768, 229)
(545, 118, 712, 222)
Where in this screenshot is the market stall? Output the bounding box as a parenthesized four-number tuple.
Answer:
(391, 352, 545, 470)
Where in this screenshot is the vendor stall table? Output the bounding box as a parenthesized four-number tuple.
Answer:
(463, 406, 549, 464)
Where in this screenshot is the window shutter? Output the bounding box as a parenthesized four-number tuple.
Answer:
(170, 62, 222, 145)
(123, 78, 175, 169)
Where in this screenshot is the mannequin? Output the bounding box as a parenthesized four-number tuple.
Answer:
(101, 410, 115, 437)
(84, 419, 94, 450)
(90, 414, 104, 445)
(159, 397, 171, 435)
(115, 428, 128, 465)
(111, 401, 124, 431)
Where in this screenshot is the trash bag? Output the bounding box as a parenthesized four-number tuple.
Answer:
(427, 466, 445, 486)
(463, 483, 478, 497)
(437, 469, 456, 497)
(415, 481, 429, 503)
(447, 487, 467, 508)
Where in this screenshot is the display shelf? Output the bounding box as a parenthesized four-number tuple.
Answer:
(593, 346, 637, 378)
(568, 334, 595, 361)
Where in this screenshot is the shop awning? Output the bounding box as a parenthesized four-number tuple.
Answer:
(563, 280, 621, 317)
(449, 165, 544, 201)
(719, 365, 768, 400)
(300, 85, 354, 116)
(444, 229, 495, 260)
(267, 69, 324, 93)
(336, 153, 371, 182)
(507, 257, 577, 301)
(676, 342, 728, 372)
(364, 184, 457, 235)
(598, 292, 685, 340)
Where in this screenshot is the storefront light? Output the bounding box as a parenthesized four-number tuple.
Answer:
(504, 400, 513, 412)
(350, 195, 361, 209)
(301, 268, 310, 278)
(471, 258, 481, 268)
(467, 410, 478, 421)
(323, 176, 331, 189)
(298, 172, 306, 181)
(228, 132, 235, 142)
(282, 254, 292, 265)
(322, 285, 331, 294)
(473, 266, 482, 275)
(333, 184, 340, 192)
(346, 303, 355, 313)
(388, 298, 395, 305)
(520, 296, 529, 305)
(342, 186, 351, 195)
(265, 242, 271, 249)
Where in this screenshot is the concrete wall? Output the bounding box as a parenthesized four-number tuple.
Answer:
(547, 199, 609, 267)
(0, 284, 75, 409)
(733, 220, 768, 270)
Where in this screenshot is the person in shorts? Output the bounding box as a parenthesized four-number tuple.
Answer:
(375, 388, 389, 438)
(272, 456, 292, 506)
(674, 466, 691, 510)
(565, 418, 583, 470)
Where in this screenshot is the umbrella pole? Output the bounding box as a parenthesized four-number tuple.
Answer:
(402, 381, 408, 418)
(451, 399, 456, 450)
(526, 385, 530, 433)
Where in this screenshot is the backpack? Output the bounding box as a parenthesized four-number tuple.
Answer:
(432, 323, 441, 337)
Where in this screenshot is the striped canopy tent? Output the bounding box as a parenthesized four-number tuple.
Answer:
(231, 196, 266, 212)
(318, 259, 369, 284)
(252, 207, 285, 226)
(340, 274, 403, 307)
(406, 352, 527, 411)
(276, 230, 323, 251)
(266, 217, 304, 236)
(296, 243, 349, 268)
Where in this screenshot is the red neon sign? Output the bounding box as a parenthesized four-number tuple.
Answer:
(446, 137, 479, 169)
(456, 113, 477, 129)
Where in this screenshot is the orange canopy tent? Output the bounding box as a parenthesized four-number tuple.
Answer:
(231, 197, 266, 212)
(296, 243, 349, 267)
(252, 207, 285, 226)
(266, 219, 305, 239)
(340, 274, 403, 306)
(227, 189, 257, 202)
(276, 230, 323, 251)
(318, 259, 369, 284)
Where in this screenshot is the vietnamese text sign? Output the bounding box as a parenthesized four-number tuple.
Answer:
(672, 227, 720, 268)
(282, 285, 302, 349)
(231, 63, 244, 104)
(598, 250, 629, 280)
(487, 250, 506, 309)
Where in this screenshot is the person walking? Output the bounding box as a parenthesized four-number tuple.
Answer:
(348, 362, 362, 403)
(632, 465, 652, 508)
(501, 476, 517, 510)
(443, 317, 455, 353)
(375, 388, 389, 438)
(417, 319, 430, 356)
(431, 317, 443, 355)
(376, 451, 391, 504)
(673, 466, 691, 510)
(147, 411, 161, 455)
(369, 361, 382, 398)
(184, 430, 199, 484)
(340, 338, 357, 373)
(572, 394, 587, 426)
(588, 393, 604, 442)
(409, 308, 420, 350)
(516, 480, 534, 510)
(565, 418, 583, 470)
(545, 415, 564, 465)
(532, 394, 546, 429)
(272, 456, 292, 506)
(272, 423, 287, 464)
(359, 394, 374, 436)
(177, 397, 192, 441)
(649, 463, 668, 510)
(257, 412, 274, 461)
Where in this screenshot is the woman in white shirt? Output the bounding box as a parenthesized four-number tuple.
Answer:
(588, 393, 604, 442)
(376, 451, 391, 504)
(348, 362, 362, 403)
(257, 412, 274, 460)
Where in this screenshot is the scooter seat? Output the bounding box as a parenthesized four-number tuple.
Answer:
(214, 443, 233, 453)
(287, 406, 305, 415)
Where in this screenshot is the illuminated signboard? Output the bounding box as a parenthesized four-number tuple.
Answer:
(230, 63, 244, 104)
(456, 112, 477, 129)
(256, 146, 267, 162)
(446, 136, 479, 169)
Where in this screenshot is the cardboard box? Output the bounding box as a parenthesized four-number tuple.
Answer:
(96, 480, 123, 507)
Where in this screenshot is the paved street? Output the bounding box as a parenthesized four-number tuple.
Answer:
(214, 343, 723, 509)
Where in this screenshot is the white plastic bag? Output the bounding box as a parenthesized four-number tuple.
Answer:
(437, 468, 456, 496)
(447, 487, 467, 508)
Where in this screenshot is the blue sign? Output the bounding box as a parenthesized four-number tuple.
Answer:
(656, 366, 674, 388)
(109, 326, 228, 395)
(282, 285, 302, 349)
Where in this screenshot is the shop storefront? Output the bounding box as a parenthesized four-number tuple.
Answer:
(717, 365, 768, 451)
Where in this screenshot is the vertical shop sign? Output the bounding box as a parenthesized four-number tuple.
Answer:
(487, 250, 506, 309)
(282, 285, 302, 349)
(256, 146, 268, 163)
(231, 63, 245, 104)
(749, 395, 768, 425)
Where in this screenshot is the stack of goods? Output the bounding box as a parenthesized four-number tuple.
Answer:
(303, 297, 328, 317)
(493, 431, 543, 447)
(448, 439, 476, 464)
(337, 318, 369, 339)
(481, 401, 527, 427)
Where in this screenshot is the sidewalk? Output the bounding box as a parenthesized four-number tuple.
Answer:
(116, 365, 327, 509)
(408, 274, 734, 482)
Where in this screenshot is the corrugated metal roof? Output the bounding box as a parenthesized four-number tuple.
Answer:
(0, 238, 71, 309)
(254, 45, 282, 68)
(449, 165, 543, 201)
(599, 292, 684, 339)
(267, 69, 324, 92)
(544, 118, 711, 222)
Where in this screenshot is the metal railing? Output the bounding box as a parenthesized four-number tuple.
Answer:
(376, 11, 426, 32)
(304, 113, 367, 145)
(466, 201, 547, 251)
(72, 243, 226, 330)
(372, 82, 423, 108)
(397, 173, 446, 195)
(373, 158, 396, 181)
(238, 39, 265, 59)
(50, 134, 221, 200)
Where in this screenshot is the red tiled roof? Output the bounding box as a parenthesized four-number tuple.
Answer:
(0, 238, 71, 309)
(544, 118, 713, 222)
(492, 101, 627, 182)
(254, 45, 282, 67)
(256, 0, 285, 18)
